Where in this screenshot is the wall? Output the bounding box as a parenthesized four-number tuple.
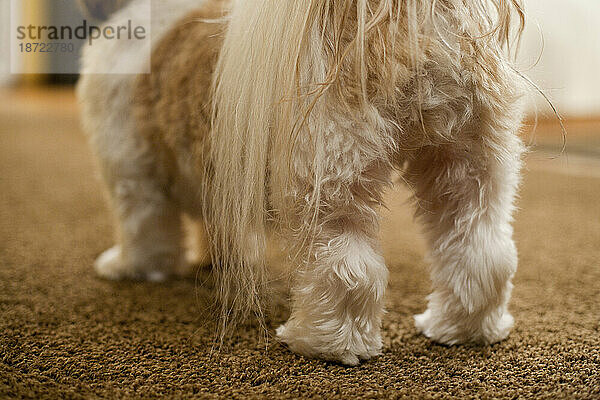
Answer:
(0, 0, 14, 86)
(518, 0, 600, 117)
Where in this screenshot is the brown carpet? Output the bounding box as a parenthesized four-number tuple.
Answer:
(1, 89, 599, 399)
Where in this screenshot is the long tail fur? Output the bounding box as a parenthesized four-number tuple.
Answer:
(207, 0, 525, 335)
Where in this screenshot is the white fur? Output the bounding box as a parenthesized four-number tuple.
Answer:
(277, 233, 388, 366)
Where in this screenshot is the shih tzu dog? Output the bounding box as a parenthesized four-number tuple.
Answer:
(78, 0, 526, 365)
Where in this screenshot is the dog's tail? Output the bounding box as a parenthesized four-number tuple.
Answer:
(77, 0, 130, 20)
(206, 0, 326, 338)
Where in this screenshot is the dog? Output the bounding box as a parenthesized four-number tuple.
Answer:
(78, 0, 526, 365)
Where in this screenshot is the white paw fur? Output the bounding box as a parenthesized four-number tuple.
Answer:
(414, 307, 514, 346)
(276, 322, 382, 366)
(94, 246, 169, 282)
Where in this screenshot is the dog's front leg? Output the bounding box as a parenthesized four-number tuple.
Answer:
(406, 132, 524, 346)
(276, 167, 390, 365)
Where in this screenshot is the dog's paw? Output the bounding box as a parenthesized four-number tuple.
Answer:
(95, 246, 128, 280)
(414, 308, 514, 345)
(94, 246, 168, 282)
(481, 311, 514, 344)
(276, 322, 382, 366)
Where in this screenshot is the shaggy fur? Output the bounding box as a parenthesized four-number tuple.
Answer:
(78, 0, 526, 365)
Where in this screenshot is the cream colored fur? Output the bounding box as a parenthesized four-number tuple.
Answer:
(78, 0, 208, 281)
(79, 0, 527, 365)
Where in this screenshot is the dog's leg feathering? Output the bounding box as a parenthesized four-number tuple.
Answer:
(276, 161, 391, 366)
(277, 231, 388, 366)
(408, 130, 524, 346)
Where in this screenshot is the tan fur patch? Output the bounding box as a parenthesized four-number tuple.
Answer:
(133, 1, 226, 183)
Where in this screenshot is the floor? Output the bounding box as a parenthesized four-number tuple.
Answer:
(1, 88, 599, 398)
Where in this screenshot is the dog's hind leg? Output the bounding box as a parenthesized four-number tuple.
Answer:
(276, 162, 391, 366)
(406, 128, 524, 345)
